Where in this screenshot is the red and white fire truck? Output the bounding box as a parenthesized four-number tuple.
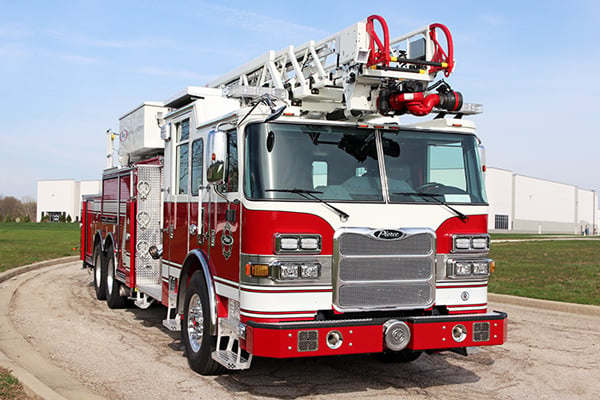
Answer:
(81, 15, 507, 375)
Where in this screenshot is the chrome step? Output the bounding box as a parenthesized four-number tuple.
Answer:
(211, 349, 251, 370)
(162, 318, 181, 331)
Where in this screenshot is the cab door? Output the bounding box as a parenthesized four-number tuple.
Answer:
(205, 128, 241, 283)
(165, 116, 192, 267)
(189, 132, 206, 252)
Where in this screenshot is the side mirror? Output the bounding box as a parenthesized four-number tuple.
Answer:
(206, 129, 227, 184)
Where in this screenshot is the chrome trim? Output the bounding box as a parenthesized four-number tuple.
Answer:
(184, 249, 218, 336)
(333, 227, 436, 311)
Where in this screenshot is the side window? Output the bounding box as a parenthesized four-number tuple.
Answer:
(312, 161, 328, 189)
(427, 143, 466, 190)
(175, 119, 190, 195)
(191, 139, 203, 196)
(224, 130, 238, 192)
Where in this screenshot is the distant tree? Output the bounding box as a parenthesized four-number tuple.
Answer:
(0, 195, 37, 222)
(20, 196, 37, 222)
(0, 196, 21, 221)
(66, 214, 72, 223)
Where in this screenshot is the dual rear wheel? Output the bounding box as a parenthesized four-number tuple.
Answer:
(92, 243, 128, 308)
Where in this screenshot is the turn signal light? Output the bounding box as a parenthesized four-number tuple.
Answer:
(245, 263, 270, 277)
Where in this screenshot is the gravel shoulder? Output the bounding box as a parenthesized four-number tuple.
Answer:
(1, 260, 600, 400)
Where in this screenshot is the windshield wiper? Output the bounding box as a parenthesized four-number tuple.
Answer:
(266, 188, 350, 221)
(394, 191, 469, 222)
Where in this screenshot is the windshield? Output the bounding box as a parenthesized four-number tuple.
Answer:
(244, 123, 486, 204)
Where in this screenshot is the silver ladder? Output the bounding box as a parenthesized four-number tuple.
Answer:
(208, 17, 453, 116)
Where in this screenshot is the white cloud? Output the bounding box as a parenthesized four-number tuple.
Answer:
(197, 3, 329, 37)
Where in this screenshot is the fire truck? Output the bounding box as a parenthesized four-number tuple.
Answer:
(81, 15, 507, 375)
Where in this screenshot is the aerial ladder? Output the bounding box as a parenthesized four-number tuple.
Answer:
(208, 14, 479, 121)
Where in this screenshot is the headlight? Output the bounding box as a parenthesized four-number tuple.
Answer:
(277, 262, 300, 280)
(274, 234, 322, 254)
(454, 261, 473, 276)
(447, 258, 492, 278)
(452, 234, 489, 253)
(247, 261, 322, 281)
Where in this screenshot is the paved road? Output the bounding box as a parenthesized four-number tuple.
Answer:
(2, 260, 600, 399)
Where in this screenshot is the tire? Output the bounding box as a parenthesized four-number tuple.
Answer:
(105, 245, 129, 309)
(375, 349, 423, 363)
(92, 243, 107, 300)
(182, 272, 224, 375)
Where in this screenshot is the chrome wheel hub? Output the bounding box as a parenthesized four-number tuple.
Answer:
(187, 293, 204, 353)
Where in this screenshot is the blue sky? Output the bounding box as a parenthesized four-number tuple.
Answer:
(2, 1, 599, 199)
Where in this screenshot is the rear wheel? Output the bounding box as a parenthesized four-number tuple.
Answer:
(92, 243, 106, 300)
(105, 245, 129, 309)
(182, 272, 224, 375)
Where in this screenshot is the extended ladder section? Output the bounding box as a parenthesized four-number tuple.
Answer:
(209, 15, 479, 120)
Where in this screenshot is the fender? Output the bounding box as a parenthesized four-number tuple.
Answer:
(93, 230, 104, 252)
(179, 249, 218, 336)
(102, 232, 116, 254)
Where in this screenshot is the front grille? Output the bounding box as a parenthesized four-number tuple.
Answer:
(473, 322, 490, 342)
(333, 228, 436, 311)
(298, 330, 319, 352)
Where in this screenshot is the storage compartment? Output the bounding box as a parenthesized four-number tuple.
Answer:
(119, 102, 168, 164)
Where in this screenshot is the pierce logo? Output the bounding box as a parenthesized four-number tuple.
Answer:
(373, 229, 404, 240)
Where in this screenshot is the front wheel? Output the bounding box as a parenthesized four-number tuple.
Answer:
(182, 272, 224, 375)
(92, 243, 107, 300)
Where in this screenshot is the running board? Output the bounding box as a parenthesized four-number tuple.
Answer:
(211, 317, 252, 370)
(132, 291, 155, 309)
(212, 349, 251, 370)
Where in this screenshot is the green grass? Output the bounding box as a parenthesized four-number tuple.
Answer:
(0, 367, 28, 400)
(489, 239, 600, 306)
(490, 233, 583, 240)
(0, 222, 80, 272)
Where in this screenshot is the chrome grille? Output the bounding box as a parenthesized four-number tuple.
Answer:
(339, 283, 433, 308)
(339, 257, 432, 281)
(339, 232, 433, 256)
(333, 228, 436, 311)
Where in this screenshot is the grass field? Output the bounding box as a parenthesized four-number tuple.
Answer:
(0, 222, 80, 272)
(489, 238, 600, 306)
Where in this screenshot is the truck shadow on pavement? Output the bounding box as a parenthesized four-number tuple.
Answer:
(214, 353, 482, 398)
(124, 303, 483, 399)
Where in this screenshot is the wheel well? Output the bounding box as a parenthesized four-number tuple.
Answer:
(103, 233, 115, 253)
(178, 250, 218, 336)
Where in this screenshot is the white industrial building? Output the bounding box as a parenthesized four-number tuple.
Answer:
(36, 169, 598, 233)
(36, 180, 100, 222)
(486, 168, 598, 234)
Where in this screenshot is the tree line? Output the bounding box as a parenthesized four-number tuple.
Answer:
(0, 195, 37, 222)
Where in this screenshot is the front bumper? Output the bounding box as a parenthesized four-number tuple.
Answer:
(245, 311, 507, 358)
